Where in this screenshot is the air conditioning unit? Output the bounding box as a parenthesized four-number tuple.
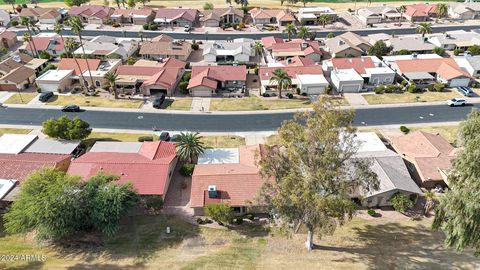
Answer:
(208, 185, 217, 198)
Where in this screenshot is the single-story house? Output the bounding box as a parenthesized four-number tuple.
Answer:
(0, 66, 36, 91)
(249, 8, 296, 26)
(428, 30, 480, 51)
(368, 33, 435, 54)
(259, 65, 328, 95)
(58, 58, 120, 89)
(262, 37, 323, 62)
(454, 54, 480, 78)
(356, 6, 402, 25)
(74, 35, 139, 60)
(0, 53, 48, 77)
(404, 3, 437, 22)
(351, 132, 422, 207)
(330, 69, 364, 93)
(139, 35, 191, 61)
(111, 8, 156, 25)
(324, 32, 371, 58)
(200, 6, 243, 27)
(0, 9, 10, 26)
(19, 7, 61, 24)
(203, 38, 254, 63)
(68, 5, 114, 24)
(0, 31, 17, 49)
(188, 65, 247, 97)
(391, 131, 457, 188)
(296, 6, 337, 25)
(68, 141, 178, 199)
(154, 8, 199, 27)
(448, 2, 480, 20)
(35, 69, 73, 93)
(191, 144, 267, 215)
(24, 33, 65, 57)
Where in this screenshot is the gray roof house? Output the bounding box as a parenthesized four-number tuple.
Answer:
(356, 6, 402, 25)
(203, 38, 254, 63)
(448, 2, 480, 20)
(428, 30, 480, 51)
(369, 33, 436, 54)
(324, 32, 371, 58)
(455, 54, 480, 78)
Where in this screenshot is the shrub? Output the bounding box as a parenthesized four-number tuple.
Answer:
(180, 163, 195, 176)
(286, 93, 293, 99)
(244, 213, 254, 220)
(203, 2, 213, 10)
(374, 84, 385, 94)
(453, 48, 461, 56)
(182, 71, 191, 82)
(178, 81, 189, 95)
(433, 47, 445, 56)
(143, 195, 164, 210)
(400, 80, 408, 87)
(407, 84, 420, 93)
(367, 209, 376, 217)
(138, 136, 153, 142)
(254, 67, 259, 75)
(389, 192, 414, 213)
(142, 23, 149, 30)
(196, 217, 204, 224)
(11, 20, 18, 27)
(238, 22, 245, 29)
(191, 43, 199, 50)
(38, 51, 51, 60)
(112, 23, 121, 28)
(386, 84, 396, 93)
(433, 83, 445, 92)
(149, 24, 158, 31)
(400, 125, 410, 134)
(234, 218, 244, 225)
(263, 93, 270, 97)
(204, 203, 234, 225)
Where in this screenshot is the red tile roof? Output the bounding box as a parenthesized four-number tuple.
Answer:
(191, 144, 267, 208)
(25, 36, 64, 52)
(0, 153, 71, 183)
(68, 141, 177, 196)
(395, 58, 470, 80)
(58, 58, 101, 76)
(405, 3, 437, 18)
(259, 65, 323, 81)
(68, 5, 113, 19)
(188, 65, 247, 90)
(331, 57, 375, 74)
(112, 8, 154, 17)
(270, 39, 322, 56)
(261, 36, 284, 50)
(155, 8, 198, 22)
(281, 56, 315, 67)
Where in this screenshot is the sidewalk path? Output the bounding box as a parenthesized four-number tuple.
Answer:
(0, 92, 14, 103)
(190, 98, 211, 112)
(245, 135, 266, 145)
(344, 93, 369, 106)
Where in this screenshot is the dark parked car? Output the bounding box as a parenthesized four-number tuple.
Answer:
(38, 91, 54, 102)
(159, 132, 170, 141)
(170, 134, 180, 142)
(152, 95, 166, 109)
(61, 105, 81, 112)
(457, 86, 474, 97)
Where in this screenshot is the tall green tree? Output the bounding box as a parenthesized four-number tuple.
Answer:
(297, 26, 311, 40)
(70, 16, 94, 90)
(398, 5, 406, 26)
(467, 45, 480, 55)
(252, 41, 264, 57)
(416, 22, 432, 37)
(283, 23, 296, 41)
(105, 71, 119, 99)
(367, 40, 393, 58)
(436, 3, 448, 19)
(64, 0, 89, 6)
(20, 17, 38, 58)
(127, 0, 135, 8)
(317, 14, 331, 28)
(64, 37, 88, 90)
(234, 0, 248, 8)
(433, 109, 480, 256)
(259, 97, 378, 250)
(42, 116, 92, 140)
(269, 69, 291, 99)
(176, 132, 206, 163)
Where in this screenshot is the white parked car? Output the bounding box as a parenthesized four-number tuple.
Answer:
(184, 25, 191, 32)
(447, 98, 467, 107)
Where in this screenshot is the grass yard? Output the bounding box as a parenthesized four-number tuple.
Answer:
(362, 91, 461, 105)
(0, 214, 478, 269)
(0, 128, 32, 136)
(210, 96, 313, 111)
(411, 125, 460, 145)
(3, 93, 37, 104)
(46, 95, 144, 109)
(201, 135, 246, 148)
(162, 98, 192, 110)
(82, 132, 154, 149)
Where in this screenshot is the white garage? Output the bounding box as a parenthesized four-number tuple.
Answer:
(331, 69, 365, 93)
(447, 77, 471, 87)
(35, 69, 73, 93)
(190, 86, 214, 97)
(297, 74, 329, 95)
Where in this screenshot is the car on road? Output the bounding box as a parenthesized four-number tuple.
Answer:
(159, 132, 170, 141)
(152, 95, 166, 109)
(456, 86, 474, 97)
(447, 98, 466, 107)
(38, 91, 54, 102)
(61, 104, 81, 112)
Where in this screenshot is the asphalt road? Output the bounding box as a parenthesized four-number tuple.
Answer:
(1, 105, 478, 132)
(17, 24, 480, 40)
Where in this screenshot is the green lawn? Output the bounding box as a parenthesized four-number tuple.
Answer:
(201, 135, 246, 148)
(362, 91, 461, 105)
(47, 95, 144, 109)
(162, 98, 192, 110)
(1, 214, 478, 269)
(210, 96, 313, 111)
(3, 93, 37, 104)
(0, 128, 32, 136)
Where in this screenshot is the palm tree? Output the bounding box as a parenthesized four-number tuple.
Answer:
(424, 191, 437, 215)
(105, 71, 119, 99)
(114, 0, 120, 8)
(297, 26, 311, 40)
(20, 17, 38, 57)
(175, 132, 206, 163)
(234, 0, 248, 8)
(436, 3, 448, 19)
(64, 37, 88, 91)
(416, 22, 432, 38)
(398, 5, 406, 26)
(269, 69, 292, 99)
(284, 23, 296, 41)
(318, 14, 331, 28)
(70, 16, 94, 90)
(22, 32, 34, 57)
(252, 41, 263, 58)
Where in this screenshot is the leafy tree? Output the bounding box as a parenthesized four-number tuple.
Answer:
(178, 81, 189, 94)
(433, 110, 480, 256)
(433, 82, 445, 92)
(105, 71, 119, 99)
(326, 32, 334, 39)
(436, 3, 448, 19)
(3, 0, 16, 12)
(396, 49, 411, 55)
(467, 45, 480, 55)
(234, 0, 248, 8)
(175, 132, 206, 163)
(297, 26, 311, 40)
(259, 97, 378, 250)
(127, 0, 135, 8)
(269, 69, 292, 99)
(283, 23, 296, 41)
(317, 14, 331, 28)
(252, 41, 264, 57)
(367, 40, 393, 58)
(4, 169, 138, 240)
(42, 116, 92, 140)
(433, 47, 445, 56)
(203, 2, 213, 10)
(416, 22, 432, 37)
(398, 5, 406, 26)
(64, 0, 88, 6)
(204, 203, 234, 225)
(389, 192, 413, 213)
(38, 50, 51, 60)
(70, 16, 94, 89)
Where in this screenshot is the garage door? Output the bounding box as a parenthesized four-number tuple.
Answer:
(304, 86, 324, 95)
(449, 78, 470, 87)
(192, 89, 212, 97)
(341, 84, 360, 92)
(38, 83, 58, 93)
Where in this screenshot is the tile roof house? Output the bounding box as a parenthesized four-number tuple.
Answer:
(139, 35, 192, 61)
(203, 38, 254, 63)
(0, 31, 17, 49)
(200, 6, 244, 27)
(390, 57, 471, 87)
(391, 131, 457, 188)
(352, 132, 422, 207)
(74, 35, 139, 60)
(19, 7, 61, 24)
(259, 65, 328, 95)
(111, 8, 156, 25)
(68, 141, 178, 198)
(454, 54, 480, 78)
(68, 5, 114, 24)
(296, 6, 337, 25)
(154, 8, 199, 27)
(190, 144, 267, 215)
(0, 53, 47, 77)
(249, 8, 296, 26)
(404, 3, 437, 22)
(324, 32, 371, 58)
(115, 57, 185, 96)
(261, 37, 323, 62)
(0, 65, 36, 91)
(448, 2, 480, 20)
(323, 56, 395, 92)
(24, 33, 65, 57)
(187, 65, 247, 97)
(356, 6, 401, 25)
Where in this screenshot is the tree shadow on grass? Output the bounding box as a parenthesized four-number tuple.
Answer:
(1, 261, 45, 270)
(230, 222, 271, 238)
(316, 222, 479, 269)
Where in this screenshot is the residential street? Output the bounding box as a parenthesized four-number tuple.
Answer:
(2, 104, 478, 132)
